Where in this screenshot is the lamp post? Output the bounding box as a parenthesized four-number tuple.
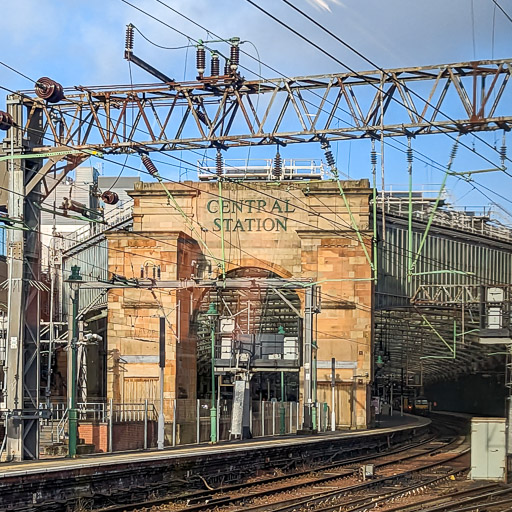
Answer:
(67, 265, 82, 458)
(206, 302, 218, 443)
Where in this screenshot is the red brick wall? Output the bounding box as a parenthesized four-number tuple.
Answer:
(78, 421, 157, 453)
(78, 422, 108, 453)
(112, 421, 157, 451)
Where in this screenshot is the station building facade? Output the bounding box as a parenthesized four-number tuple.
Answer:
(105, 178, 373, 429)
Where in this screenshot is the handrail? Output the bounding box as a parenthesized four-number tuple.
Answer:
(56, 408, 69, 441)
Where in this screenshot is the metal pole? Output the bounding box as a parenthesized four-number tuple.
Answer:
(196, 399, 200, 444)
(303, 287, 313, 430)
(407, 136, 413, 281)
(158, 317, 165, 450)
(390, 381, 393, 417)
(143, 399, 148, 450)
(272, 401, 276, 436)
(158, 366, 164, 450)
(280, 371, 285, 435)
(172, 399, 177, 447)
(68, 276, 80, 458)
(4, 98, 43, 461)
(108, 398, 113, 452)
(331, 357, 336, 431)
(312, 344, 317, 430)
(210, 315, 217, 443)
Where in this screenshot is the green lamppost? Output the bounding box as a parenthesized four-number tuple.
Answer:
(67, 265, 82, 458)
(206, 302, 218, 443)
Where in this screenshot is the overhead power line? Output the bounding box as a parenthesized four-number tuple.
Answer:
(246, 0, 510, 172)
(491, 0, 512, 24)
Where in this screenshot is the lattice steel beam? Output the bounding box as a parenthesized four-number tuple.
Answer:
(15, 59, 512, 156)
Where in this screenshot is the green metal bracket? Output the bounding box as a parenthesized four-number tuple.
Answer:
(0, 148, 103, 162)
(409, 136, 460, 275)
(218, 179, 226, 280)
(420, 315, 456, 360)
(331, 170, 374, 272)
(154, 173, 222, 267)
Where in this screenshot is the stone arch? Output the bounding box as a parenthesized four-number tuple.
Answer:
(225, 258, 293, 279)
(194, 264, 302, 401)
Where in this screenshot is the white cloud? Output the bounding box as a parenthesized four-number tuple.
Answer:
(305, 0, 345, 12)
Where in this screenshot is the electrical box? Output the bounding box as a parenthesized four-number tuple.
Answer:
(471, 417, 507, 481)
(479, 286, 511, 344)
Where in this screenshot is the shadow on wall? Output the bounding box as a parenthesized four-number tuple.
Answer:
(425, 373, 506, 417)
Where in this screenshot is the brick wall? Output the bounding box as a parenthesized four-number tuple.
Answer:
(78, 422, 108, 453)
(78, 421, 158, 452)
(112, 421, 157, 451)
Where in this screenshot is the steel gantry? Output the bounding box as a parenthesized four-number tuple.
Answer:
(14, 59, 512, 154)
(1, 57, 512, 459)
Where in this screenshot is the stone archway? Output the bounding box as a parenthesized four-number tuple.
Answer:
(194, 267, 302, 401)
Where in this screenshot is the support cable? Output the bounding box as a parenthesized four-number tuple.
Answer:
(322, 141, 374, 271)
(410, 136, 460, 273)
(271, 0, 511, 171)
(118, 1, 512, 176)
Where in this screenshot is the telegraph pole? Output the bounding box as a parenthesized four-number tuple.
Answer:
(2, 95, 43, 460)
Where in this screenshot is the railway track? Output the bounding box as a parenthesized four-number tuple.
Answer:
(94, 415, 470, 512)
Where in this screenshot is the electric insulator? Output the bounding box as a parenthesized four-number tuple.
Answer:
(211, 52, 220, 76)
(370, 149, 377, 166)
(141, 154, 158, 176)
(273, 151, 282, 179)
(450, 141, 459, 161)
(216, 149, 223, 177)
(101, 190, 119, 205)
(500, 133, 507, 165)
(407, 147, 413, 164)
(35, 77, 64, 103)
(224, 59, 231, 76)
(196, 45, 206, 77)
(321, 142, 335, 169)
(230, 44, 240, 72)
(125, 24, 134, 53)
(0, 111, 13, 131)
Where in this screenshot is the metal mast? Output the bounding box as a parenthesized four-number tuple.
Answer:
(3, 95, 43, 460)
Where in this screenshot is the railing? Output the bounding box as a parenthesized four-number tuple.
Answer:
(41, 399, 330, 453)
(198, 158, 325, 181)
(56, 408, 68, 441)
(62, 200, 133, 252)
(377, 195, 512, 242)
(111, 401, 158, 422)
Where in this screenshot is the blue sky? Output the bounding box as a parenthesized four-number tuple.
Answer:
(1, 0, 512, 218)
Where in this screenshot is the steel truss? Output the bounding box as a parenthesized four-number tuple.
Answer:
(18, 59, 512, 155)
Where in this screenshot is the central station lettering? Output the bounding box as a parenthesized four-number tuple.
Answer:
(206, 198, 295, 232)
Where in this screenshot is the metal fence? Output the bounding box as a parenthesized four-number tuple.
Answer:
(42, 399, 331, 454)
